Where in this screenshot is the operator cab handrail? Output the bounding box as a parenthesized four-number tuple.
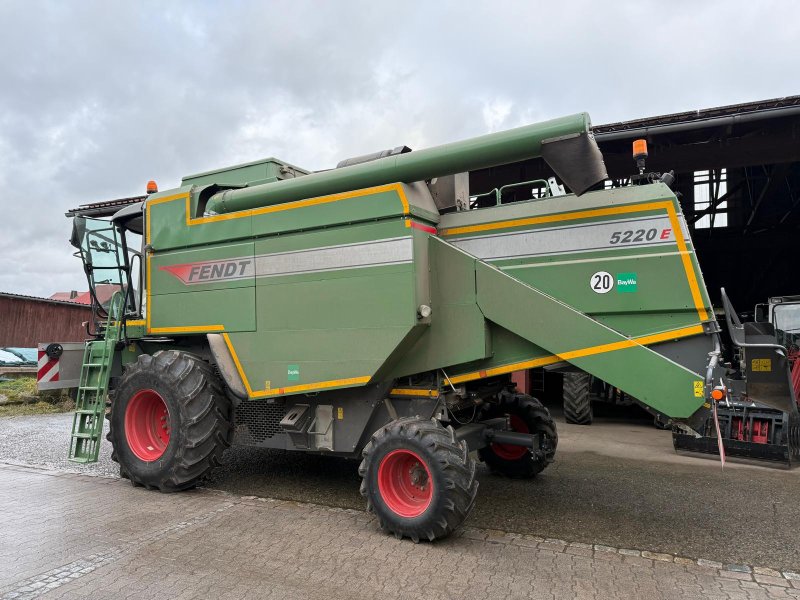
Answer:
(721, 287, 787, 354)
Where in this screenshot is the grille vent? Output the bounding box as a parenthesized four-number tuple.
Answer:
(234, 400, 287, 445)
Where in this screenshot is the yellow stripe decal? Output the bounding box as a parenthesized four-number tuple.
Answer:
(440, 200, 709, 323)
(222, 333, 371, 398)
(389, 388, 440, 398)
(144, 185, 410, 333)
(222, 333, 253, 396)
(149, 324, 225, 334)
(665, 208, 709, 321)
(144, 193, 708, 391)
(445, 324, 704, 385)
(439, 201, 669, 237)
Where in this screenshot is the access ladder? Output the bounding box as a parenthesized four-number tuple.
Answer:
(68, 293, 124, 463)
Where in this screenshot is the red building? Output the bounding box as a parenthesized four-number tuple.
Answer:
(0, 292, 91, 347)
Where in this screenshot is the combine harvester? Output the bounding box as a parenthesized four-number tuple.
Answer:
(62, 112, 799, 541)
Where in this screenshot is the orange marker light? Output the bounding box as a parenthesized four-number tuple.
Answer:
(632, 139, 648, 159)
(146, 180, 158, 194)
(710, 388, 725, 401)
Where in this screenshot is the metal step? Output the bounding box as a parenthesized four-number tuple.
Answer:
(68, 293, 124, 464)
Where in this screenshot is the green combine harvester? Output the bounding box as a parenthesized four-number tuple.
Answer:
(66, 112, 798, 541)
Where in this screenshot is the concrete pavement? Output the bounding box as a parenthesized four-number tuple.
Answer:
(2, 462, 799, 600)
(2, 411, 798, 570)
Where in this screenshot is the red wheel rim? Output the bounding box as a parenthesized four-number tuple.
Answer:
(491, 414, 529, 460)
(377, 449, 434, 518)
(124, 389, 170, 461)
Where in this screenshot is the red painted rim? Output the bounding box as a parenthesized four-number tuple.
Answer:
(124, 389, 170, 462)
(377, 449, 434, 518)
(491, 414, 530, 460)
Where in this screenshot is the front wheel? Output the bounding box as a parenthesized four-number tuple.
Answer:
(107, 350, 232, 491)
(478, 391, 558, 478)
(359, 417, 478, 542)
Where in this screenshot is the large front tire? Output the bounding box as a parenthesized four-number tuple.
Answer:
(359, 417, 478, 542)
(478, 391, 558, 478)
(107, 351, 232, 491)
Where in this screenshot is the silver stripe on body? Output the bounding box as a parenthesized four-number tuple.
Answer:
(255, 236, 413, 278)
(450, 215, 689, 261)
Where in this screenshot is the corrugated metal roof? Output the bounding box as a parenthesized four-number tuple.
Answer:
(595, 95, 800, 134)
(65, 195, 146, 218)
(0, 291, 93, 308)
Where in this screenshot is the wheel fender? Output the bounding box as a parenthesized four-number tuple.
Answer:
(207, 334, 247, 400)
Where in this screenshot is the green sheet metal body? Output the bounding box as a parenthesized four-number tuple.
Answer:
(142, 172, 715, 420)
(204, 113, 591, 215)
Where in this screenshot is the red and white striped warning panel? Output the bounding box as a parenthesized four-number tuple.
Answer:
(37, 350, 60, 383)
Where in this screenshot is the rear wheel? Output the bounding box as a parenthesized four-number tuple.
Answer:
(563, 372, 593, 425)
(359, 417, 478, 542)
(478, 391, 557, 478)
(107, 350, 232, 491)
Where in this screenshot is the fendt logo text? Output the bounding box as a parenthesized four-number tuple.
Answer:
(159, 259, 254, 285)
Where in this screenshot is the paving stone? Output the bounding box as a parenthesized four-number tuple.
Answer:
(642, 551, 674, 562)
(0, 463, 795, 600)
(755, 567, 785, 578)
(754, 575, 790, 588)
(719, 570, 754, 581)
(698, 558, 725, 569)
(727, 564, 754, 573)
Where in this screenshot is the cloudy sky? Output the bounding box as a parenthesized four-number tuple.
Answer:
(0, 0, 797, 298)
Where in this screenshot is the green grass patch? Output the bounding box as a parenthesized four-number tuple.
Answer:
(0, 401, 71, 417)
(0, 376, 74, 416)
(0, 377, 38, 400)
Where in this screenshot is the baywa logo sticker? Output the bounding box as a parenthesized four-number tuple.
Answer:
(616, 272, 637, 293)
(160, 258, 254, 285)
(287, 365, 300, 381)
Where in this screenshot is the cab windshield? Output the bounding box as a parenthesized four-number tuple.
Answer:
(773, 303, 800, 349)
(71, 216, 141, 332)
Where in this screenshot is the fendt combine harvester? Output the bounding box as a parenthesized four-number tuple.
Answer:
(65, 113, 799, 541)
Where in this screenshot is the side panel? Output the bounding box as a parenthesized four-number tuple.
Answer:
(390, 237, 490, 377)
(149, 241, 256, 333)
(474, 259, 709, 418)
(433, 184, 716, 418)
(224, 219, 425, 398)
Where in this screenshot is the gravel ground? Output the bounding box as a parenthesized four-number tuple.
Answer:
(2, 410, 799, 570)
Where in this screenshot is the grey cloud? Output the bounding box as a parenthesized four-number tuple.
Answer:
(0, 0, 797, 297)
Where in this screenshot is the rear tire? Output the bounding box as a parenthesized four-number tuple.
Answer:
(563, 372, 593, 425)
(478, 391, 558, 478)
(359, 417, 478, 542)
(107, 350, 232, 491)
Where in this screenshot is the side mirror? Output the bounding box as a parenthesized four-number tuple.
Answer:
(70, 216, 86, 249)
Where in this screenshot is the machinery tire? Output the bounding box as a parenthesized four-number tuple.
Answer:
(478, 391, 558, 478)
(788, 412, 800, 467)
(358, 417, 478, 542)
(107, 350, 232, 491)
(563, 372, 593, 425)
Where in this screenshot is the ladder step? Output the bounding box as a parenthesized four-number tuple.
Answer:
(68, 292, 125, 465)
